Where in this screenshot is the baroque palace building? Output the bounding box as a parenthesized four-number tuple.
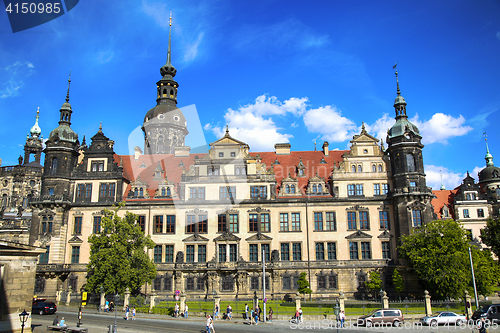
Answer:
(19, 23, 499, 301)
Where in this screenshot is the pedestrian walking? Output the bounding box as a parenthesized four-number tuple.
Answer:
(132, 307, 136, 320)
(125, 305, 129, 320)
(258, 305, 262, 322)
(226, 304, 232, 320)
(104, 300, 109, 312)
(184, 303, 188, 318)
(478, 317, 488, 333)
(268, 307, 273, 322)
(174, 303, 179, 317)
(254, 306, 259, 325)
(206, 315, 212, 333)
(214, 304, 219, 320)
(339, 310, 345, 328)
(299, 307, 303, 322)
(245, 303, 249, 320)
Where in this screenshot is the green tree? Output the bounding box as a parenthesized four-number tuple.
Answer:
(297, 272, 312, 295)
(392, 268, 404, 295)
(85, 203, 157, 294)
(365, 271, 382, 297)
(480, 218, 500, 258)
(399, 219, 500, 299)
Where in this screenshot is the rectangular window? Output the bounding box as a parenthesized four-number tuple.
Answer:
(347, 211, 357, 230)
(74, 216, 82, 235)
(349, 242, 358, 260)
(189, 187, 205, 199)
(382, 184, 389, 195)
(317, 276, 326, 289)
(165, 245, 174, 263)
(229, 214, 238, 233)
(249, 214, 258, 232)
(316, 243, 324, 260)
(164, 277, 172, 291)
(374, 184, 380, 195)
(186, 277, 194, 291)
(347, 184, 355, 196)
(382, 241, 391, 259)
(219, 186, 236, 199)
(327, 242, 336, 260)
(292, 243, 302, 261)
(85, 184, 92, 198)
(291, 213, 301, 231)
(39, 246, 50, 264)
(218, 244, 227, 262)
(249, 244, 258, 262)
(49, 188, 54, 196)
(154, 215, 163, 234)
(186, 215, 196, 233)
(361, 242, 371, 259)
(93, 216, 101, 234)
(229, 244, 237, 262)
(328, 275, 337, 289)
(218, 214, 227, 232)
(153, 278, 161, 291)
(198, 215, 208, 233)
(280, 213, 289, 231)
(186, 245, 195, 262)
(325, 212, 336, 231)
(281, 243, 290, 261)
(379, 211, 389, 229)
(359, 211, 369, 230)
(463, 209, 470, 218)
(138, 215, 146, 232)
(478, 209, 485, 218)
(282, 276, 291, 290)
(71, 246, 80, 264)
(260, 213, 270, 232)
(356, 184, 364, 196)
(197, 277, 205, 291)
(251, 277, 259, 290)
(250, 186, 267, 198)
(314, 212, 323, 231)
(166, 215, 175, 234)
(262, 244, 270, 262)
(108, 183, 115, 197)
(198, 245, 206, 263)
(76, 184, 84, 197)
(412, 210, 422, 227)
(99, 183, 107, 197)
(154, 245, 162, 263)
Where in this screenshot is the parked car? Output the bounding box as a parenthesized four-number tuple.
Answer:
(357, 309, 404, 327)
(32, 301, 57, 315)
(419, 311, 466, 326)
(472, 304, 500, 323)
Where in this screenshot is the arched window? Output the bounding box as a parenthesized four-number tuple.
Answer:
(50, 158, 57, 175)
(312, 184, 317, 193)
(352, 165, 356, 173)
(378, 164, 383, 172)
(318, 184, 322, 193)
(139, 188, 144, 196)
(170, 89, 174, 98)
(358, 165, 362, 172)
(163, 88, 167, 96)
(235, 167, 240, 175)
(161, 187, 166, 196)
(406, 154, 416, 172)
(291, 185, 296, 194)
(285, 185, 290, 194)
(372, 165, 376, 172)
(134, 188, 138, 196)
(167, 187, 171, 196)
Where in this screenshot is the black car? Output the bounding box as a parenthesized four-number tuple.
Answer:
(472, 304, 500, 323)
(32, 301, 57, 315)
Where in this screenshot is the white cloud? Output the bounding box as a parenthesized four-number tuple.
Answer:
(184, 32, 204, 62)
(0, 61, 35, 98)
(471, 166, 483, 182)
(425, 165, 464, 190)
(411, 113, 472, 144)
(95, 50, 114, 64)
(303, 105, 357, 142)
(141, 0, 170, 29)
(365, 113, 395, 143)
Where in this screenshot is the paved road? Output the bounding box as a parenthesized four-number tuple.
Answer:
(31, 310, 500, 332)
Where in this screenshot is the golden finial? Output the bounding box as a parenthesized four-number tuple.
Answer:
(169, 11, 172, 26)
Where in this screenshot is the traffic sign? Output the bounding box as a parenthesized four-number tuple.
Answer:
(175, 290, 180, 295)
(175, 295, 180, 301)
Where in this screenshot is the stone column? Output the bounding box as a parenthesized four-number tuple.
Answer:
(55, 289, 62, 305)
(100, 291, 106, 312)
(180, 291, 186, 317)
(65, 287, 72, 306)
(149, 290, 157, 313)
(123, 287, 131, 311)
(338, 291, 345, 312)
(424, 290, 432, 316)
(295, 292, 301, 311)
(382, 291, 389, 309)
(465, 290, 472, 320)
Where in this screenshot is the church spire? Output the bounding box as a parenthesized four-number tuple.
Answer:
(393, 63, 407, 119)
(30, 107, 42, 138)
(167, 11, 172, 65)
(59, 71, 73, 125)
(484, 132, 494, 167)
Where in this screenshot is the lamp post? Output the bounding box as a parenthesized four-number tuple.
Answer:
(19, 309, 29, 333)
(469, 246, 479, 309)
(333, 302, 340, 333)
(379, 289, 384, 308)
(114, 292, 118, 333)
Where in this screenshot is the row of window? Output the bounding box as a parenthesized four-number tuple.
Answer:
(150, 241, 391, 264)
(73, 210, 390, 236)
(351, 164, 384, 173)
(347, 184, 389, 196)
(75, 183, 115, 200)
(461, 208, 485, 219)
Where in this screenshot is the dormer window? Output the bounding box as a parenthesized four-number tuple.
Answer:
(357, 165, 362, 172)
(208, 167, 220, 175)
(465, 192, 476, 200)
(352, 165, 356, 173)
(298, 169, 304, 176)
(161, 187, 166, 196)
(91, 160, 104, 172)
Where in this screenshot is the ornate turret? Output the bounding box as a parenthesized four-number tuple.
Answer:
(48, 73, 78, 144)
(24, 107, 43, 165)
(142, 12, 188, 155)
(479, 134, 500, 184)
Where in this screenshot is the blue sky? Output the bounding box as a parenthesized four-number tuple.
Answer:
(1, 0, 499, 190)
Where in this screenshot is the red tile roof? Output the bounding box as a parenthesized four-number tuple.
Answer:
(432, 189, 457, 219)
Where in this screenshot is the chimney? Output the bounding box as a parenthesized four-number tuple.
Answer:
(134, 146, 143, 160)
(275, 143, 291, 155)
(322, 141, 329, 156)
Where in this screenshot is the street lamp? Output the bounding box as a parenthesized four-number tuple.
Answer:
(19, 309, 29, 333)
(114, 292, 119, 333)
(333, 302, 340, 333)
(379, 289, 384, 308)
(469, 246, 480, 309)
